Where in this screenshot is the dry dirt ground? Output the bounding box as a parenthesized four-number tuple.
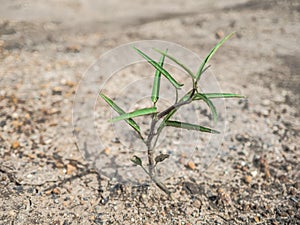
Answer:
(0, 0, 300, 224)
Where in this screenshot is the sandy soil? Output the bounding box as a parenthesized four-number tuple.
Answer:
(0, 0, 299, 224)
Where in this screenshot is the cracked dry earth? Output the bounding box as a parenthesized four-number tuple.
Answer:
(0, 0, 300, 224)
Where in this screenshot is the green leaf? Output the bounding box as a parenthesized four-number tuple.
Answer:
(155, 154, 169, 164)
(196, 32, 235, 81)
(109, 107, 157, 123)
(151, 50, 166, 104)
(154, 48, 195, 79)
(193, 93, 218, 123)
(133, 46, 183, 89)
(131, 155, 142, 166)
(201, 93, 245, 99)
(99, 93, 141, 133)
(165, 120, 220, 134)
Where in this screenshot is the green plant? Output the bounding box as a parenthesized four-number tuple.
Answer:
(100, 33, 245, 196)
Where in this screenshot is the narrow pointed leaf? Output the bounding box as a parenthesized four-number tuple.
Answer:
(99, 93, 141, 132)
(196, 32, 235, 81)
(201, 65, 211, 76)
(154, 48, 195, 79)
(133, 47, 183, 89)
(165, 120, 220, 134)
(201, 93, 245, 99)
(109, 107, 157, 123)
(155, 154, 169, 164)
(151, 50, 166, 103)
(131, 155, 142, 166)
(193, 93, 218, 123)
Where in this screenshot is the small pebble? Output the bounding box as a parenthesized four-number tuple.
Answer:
(27, 153, 36, 159)
(288, 187, 297, 195)
(243, 175, 252, 184)
(65, 45, 81, 53)
(12, 112, 19, 119)
(9, 210, 15, 217)
(192, 199, 201, 208)
(89, 215, 95, 221)
(261, 99, 270, 106)
(215, 30, 224, 39)
(52, 187, 61, 195)
(55, 161, 65, 169)
(250, 170, 258, 177)
(285, 164, 292, 172)
(187, 161, 196, 170)
(66, 164, 77, 175)
(104, 147, 110, 155)
(111, 137, 120, 143)
(52, 87, 63, 95)
(11, 140, 20, 149)
(261, 109, 269, 117)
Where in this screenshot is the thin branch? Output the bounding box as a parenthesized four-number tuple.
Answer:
(157, 88, 196, 119)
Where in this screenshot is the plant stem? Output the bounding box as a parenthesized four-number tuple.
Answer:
(146, 119, 158, 176)
(143, 88, 197, 195)
(140, 164, 171, 196)
(144, 113, 173, 196)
